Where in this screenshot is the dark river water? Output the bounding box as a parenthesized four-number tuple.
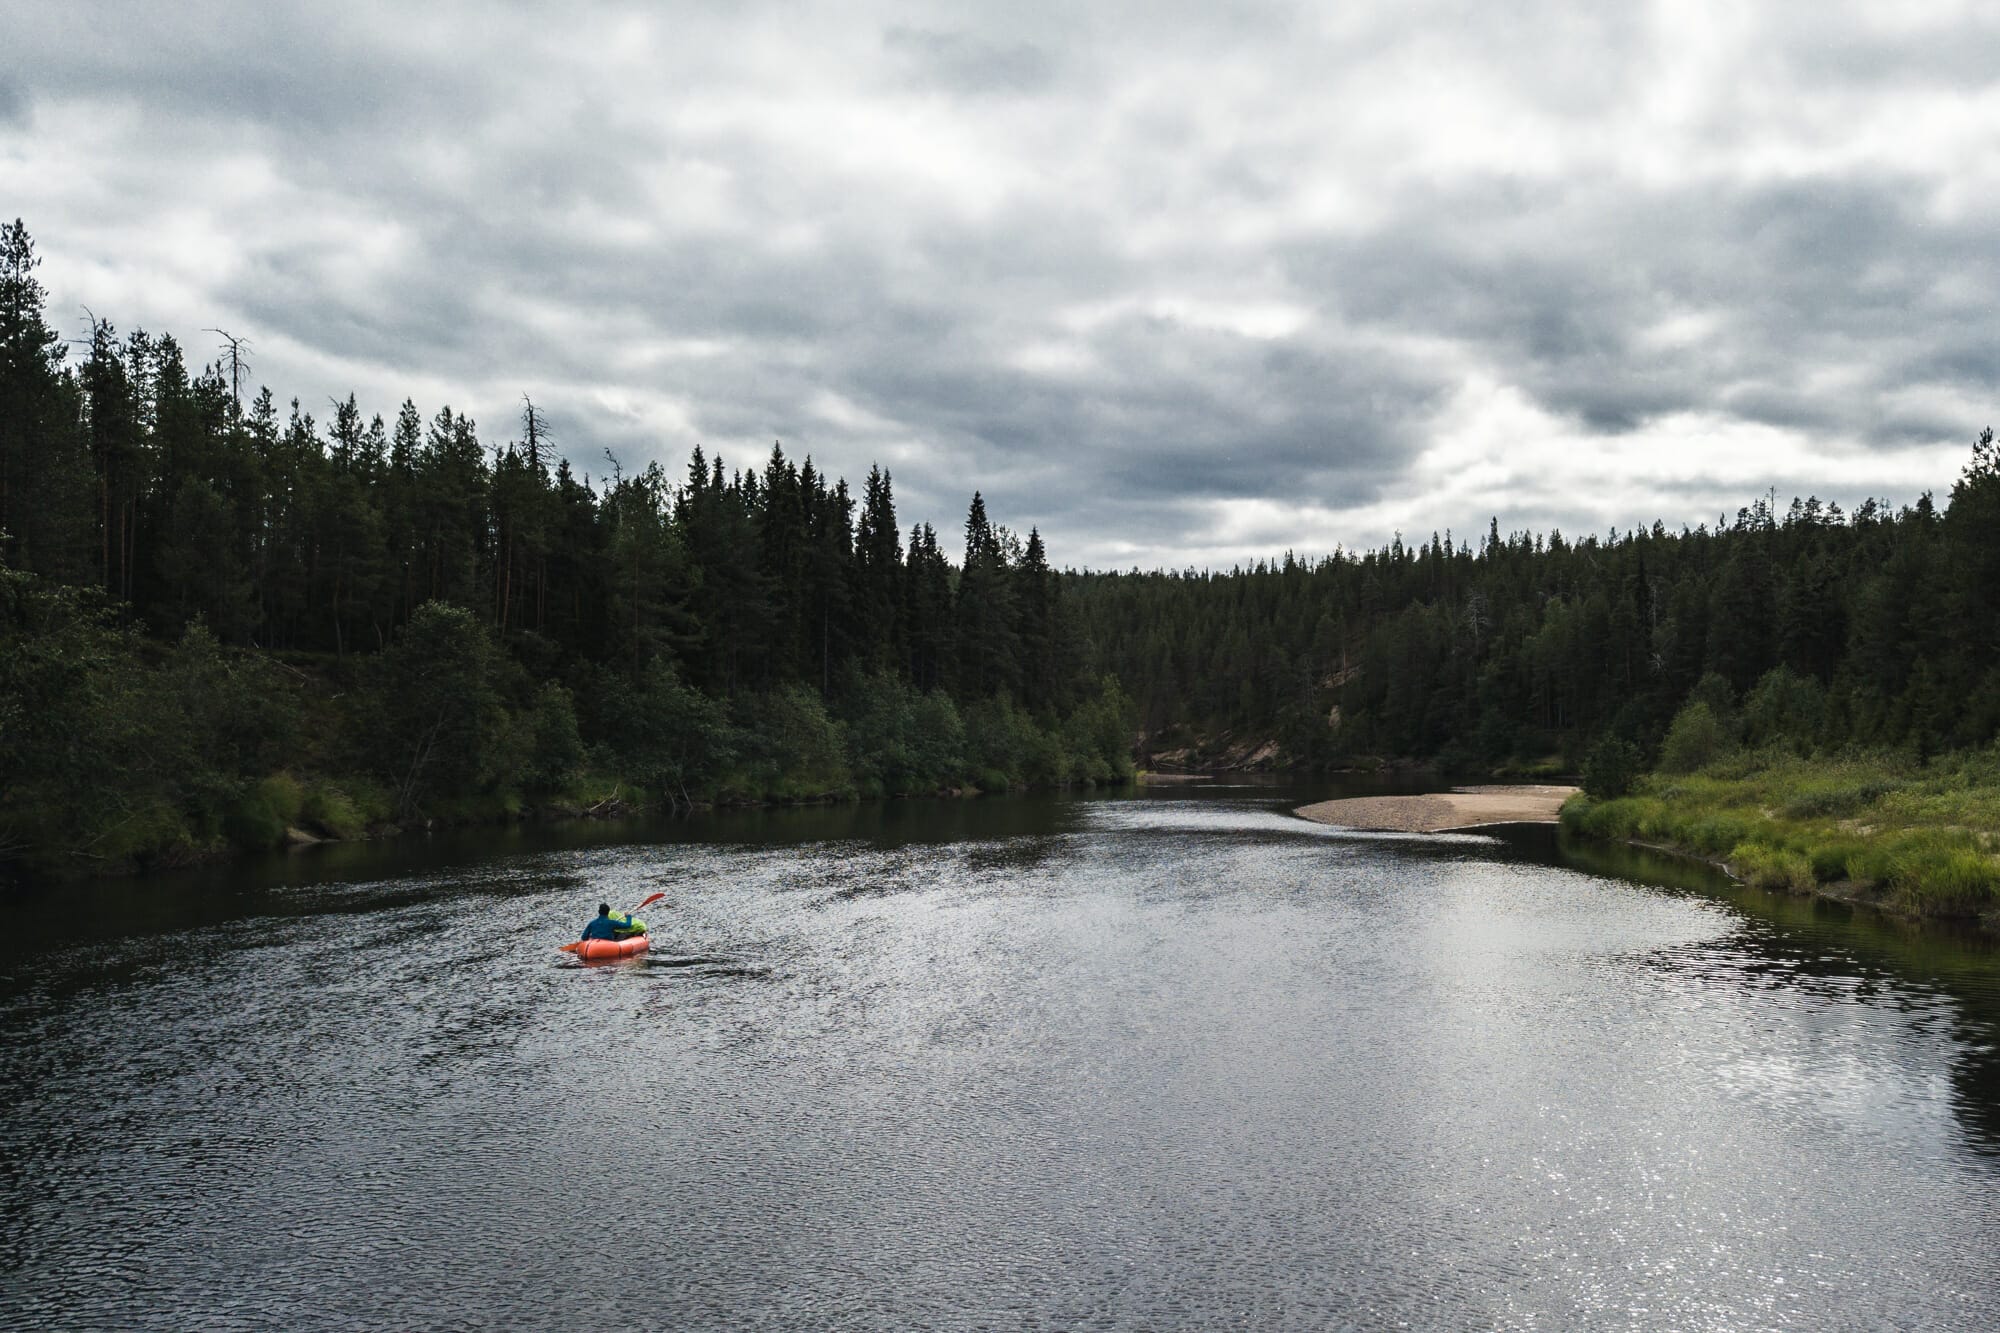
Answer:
(4, 781, 1999, 1330)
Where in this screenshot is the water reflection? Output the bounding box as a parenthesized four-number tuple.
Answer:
(2, 784, 1998, 1329)
(1484, 824, 2000, 1160)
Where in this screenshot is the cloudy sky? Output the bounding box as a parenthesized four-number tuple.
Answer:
(4, 2, 1996, 568)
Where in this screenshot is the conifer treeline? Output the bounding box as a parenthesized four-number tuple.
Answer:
(1075, 449, 2000, 771)
(7, 214, 1996, 878)
(0, 220, 1129, 876)
(0, 221, 1079, 708)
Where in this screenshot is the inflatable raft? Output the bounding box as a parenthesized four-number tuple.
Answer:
(564, 934, 649, 961)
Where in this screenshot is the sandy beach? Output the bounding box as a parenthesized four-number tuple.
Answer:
(1294, 784, 1579, 833)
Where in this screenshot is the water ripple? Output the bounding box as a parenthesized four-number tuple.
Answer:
(3, 791, 1998, 1329)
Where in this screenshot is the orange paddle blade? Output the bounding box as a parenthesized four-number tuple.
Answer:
(558, 941, 583, 953)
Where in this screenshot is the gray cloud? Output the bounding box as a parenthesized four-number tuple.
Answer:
(5, 1, 1997, 569)
(884, 27, 1058, 96)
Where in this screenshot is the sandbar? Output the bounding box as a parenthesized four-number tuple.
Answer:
(1294, 784, 1579, 833)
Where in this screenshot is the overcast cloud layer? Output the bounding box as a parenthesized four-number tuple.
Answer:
(5, 2, 1997, 567)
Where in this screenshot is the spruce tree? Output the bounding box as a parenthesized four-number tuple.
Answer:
(0, 221, 89, 581)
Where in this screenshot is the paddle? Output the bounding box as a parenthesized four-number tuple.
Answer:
(559, 891, 667, 953)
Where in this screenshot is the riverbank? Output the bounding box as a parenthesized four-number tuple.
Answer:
(1559, 752, 2000, 933)
(1, 771, 1138, 890)
(1294, 784, 1579, 832)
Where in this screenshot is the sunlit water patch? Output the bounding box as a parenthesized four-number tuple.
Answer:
(3, 786, 1998, 1329)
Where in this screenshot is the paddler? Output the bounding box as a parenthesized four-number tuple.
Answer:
(580, 902, 647, 942)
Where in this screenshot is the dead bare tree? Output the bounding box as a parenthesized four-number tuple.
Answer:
(205, 328, 252, 415)
(520, 394, 551, 471)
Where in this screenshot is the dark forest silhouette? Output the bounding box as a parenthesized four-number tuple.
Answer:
(5, 217, 1998, 882)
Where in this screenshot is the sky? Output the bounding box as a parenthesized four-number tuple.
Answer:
(4, 1, 1997, 569)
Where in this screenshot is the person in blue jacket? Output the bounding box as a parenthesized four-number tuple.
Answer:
(580, 902, 646, 941)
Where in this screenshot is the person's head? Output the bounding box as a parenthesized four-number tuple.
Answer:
(598, 902, 610, 917)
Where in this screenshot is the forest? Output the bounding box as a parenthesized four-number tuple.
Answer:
(6, 213, 2000, 890)
(1079, 442, 2000, 780)
(0, 221, 1131, 879)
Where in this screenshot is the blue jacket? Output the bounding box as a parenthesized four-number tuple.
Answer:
(581, 911, 645, 941)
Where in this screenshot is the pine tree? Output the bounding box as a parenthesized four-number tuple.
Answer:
(952, 491, 1018, 697)
(905, 522, 953, 693)
(852, 465, 903, 668)
(385, 399, 423, 626)
(418, 406, 487, 610)
(80, 317, 142, 599)
(0, 220, 89, 580)
(1015, 527, 1060, 713)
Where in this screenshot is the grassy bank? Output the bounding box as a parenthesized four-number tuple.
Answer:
(1560, 749, 2000, 924)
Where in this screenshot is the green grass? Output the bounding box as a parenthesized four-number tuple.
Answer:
(221, 773, 306, 849)
(299, 778, 390, 839)
(1559, 747, 2000, 917)
(1728, 841, 1816, 893)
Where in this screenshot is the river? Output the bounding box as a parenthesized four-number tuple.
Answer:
(3, 781, 1998, 1329)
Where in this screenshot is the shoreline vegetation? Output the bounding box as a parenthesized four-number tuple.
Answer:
(154, 761, 1134, 871)
(1562, 751, 2000, 934)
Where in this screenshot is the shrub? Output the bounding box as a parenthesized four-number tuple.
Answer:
(588, 659, 737, 802)
(1687, 673, 1739, 732)
(301, 783, 367, 839)
(257, 773, 305, 825)
(95, 799, 195, 866)
(520, 683, 586, 796)
(362, 604, 508, 814)
(1660, 701, 1731, 774)
(840, 670, 967, 795)
(1558, 794, 1593, 832)
(348, 780, 394, 826)
(222, 801, 283, 850)
(1582, 736, 1643, 798)
(1561, 794, 1657, 841)
(1685, 812, 1754, 855)
(1741, 666, 1826, 753)
(736, 685, 850, 799)
(1062, 676, 1136, 782)
(963, 694, 1036, 788)
(222, 773, 306, 850)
